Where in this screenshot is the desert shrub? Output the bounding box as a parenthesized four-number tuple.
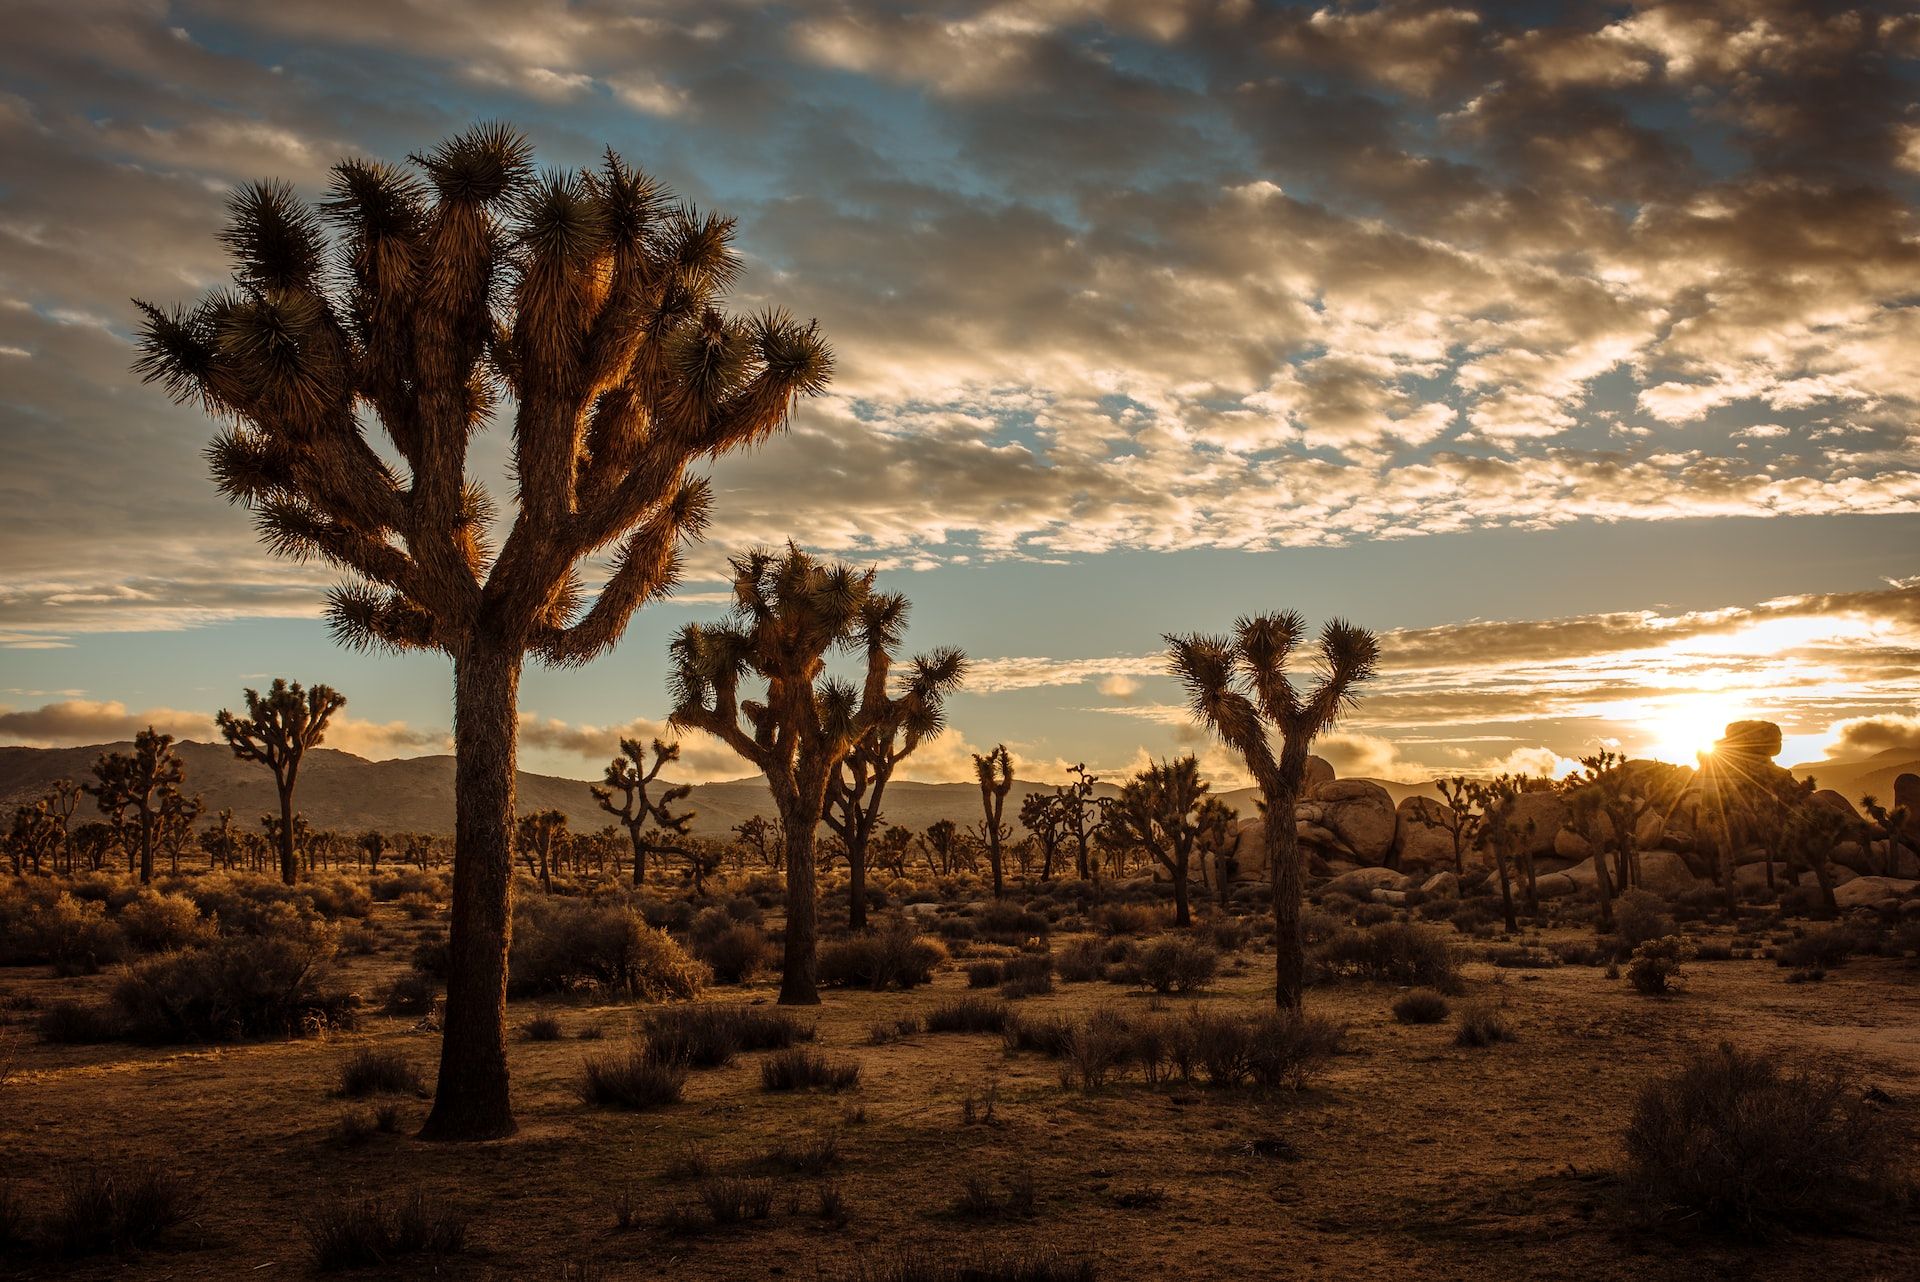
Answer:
(760, 1131, 841, 1175)
(1055, 937, 1107, 983)
(369, 870, 446, 902)
(330, 1102, 405, 1145)
(868, 1015, 920, 1045)
(1352, 902, 1396, 927)
(115, 890, 214, 952)
(641, 1003, 811, 1069)
(408, 935, 449, 978)
(695, 924, 771, 984)
(838, 1248, 1097, 1282)
(1614, 889, 1674, 948)
(925, 996, 1011, 1035)
(1623, 1043, 1906, 1233)
(304, 1190, 470, 1271)
(1550, 938, 1613, 967)
(1062, 1008, 1139, 1090)
(1447, 898, 1500, 936)
(760, 1047, 861, 1092)
(1692, 939, 1732, 962)
(1003, 1011, 1076, 1057)
(1391, 990, 1451, 1024)
(1482, 943, 1556, 969)
(335, 1046, 425, 1098)
(937, 917, 978, 942)
(382, 970, 438, 1017)
(1133, 936, 1218, 994)
(524, 1014, 564, 1041)
(111, 925, 351, 1042)
(1096, 903, 1168, 936)
(999, 951, 1054, 998)
(1244, 1011, 1344, 1090)
(1774, 925, 1859, 971)
(966, 960, 1003, 988)
(1627, 936, 1695, 996)
(1310, 922, 1461, 993)
(44, 1165, 189, 1258)
(1454, 1000, 1515, 1047)
(578, 1047, 689, 1109)
(1204, 917, 1248, 953)
(37, 1000, 124, 1044)
(817, 924, 946, 990)
(394, 892, 438, 921)
(301, 877, 373, 920)
(975, 901, 1049, 943)
(41, 894, 127, 975)
(509, 898, 706, 1000)
(954, 1170, 1036, 1219)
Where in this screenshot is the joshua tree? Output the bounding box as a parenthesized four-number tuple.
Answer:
(1019, 791, 1069, 881)
(135, 125, 831, 1140)
(358, 828, 388, 872)
(71, 822, 115, 873)
(973, 745, 1016, 898)
(825, 605, 966, 929)
(261, 813, 312, 872)
(669, 546, 926, 1004)
(1193, 796, 1241, 907)
(1167, 614, 1379, 1010)
(592, 737, 694, 887)
(215, 679, 345, 885)
(1412, 776, 1483, 876)
(515, 809, 570, 894)
(160, 792, 204, 875)
(917, 819, 965, 876)
(873, 823, 914, 878)
(1562, 762, 1618, 933)
(733, 815, 783, 870)
(6, 804, 59, 875)
(201, 809, 240, 870)
(1058, 763, 1107, 880)
(1860, 795, 1917, 877)
(1782, 800, 1848, 916)
(86, 728, 188, 884)
(1107, 756, 1211, 926)
(1469, 775, 1527, 933)
(43, 779, 78, 874)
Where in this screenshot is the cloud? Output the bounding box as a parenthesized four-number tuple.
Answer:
(322, 717, 450, 758)
(1822, 714, 1920, 760)
(1096, 675, 1141, 700)
(516, 713, 747, 782)
(0, 699, 207, 745)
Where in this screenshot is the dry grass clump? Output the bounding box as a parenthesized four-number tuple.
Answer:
(838, 1249, 1097, 1282)
(508, 898, 705, 1000)
(1133, 936, 1218, 993)
(1623, 1043, 1909, 1234)
(759, 1130, 841, 1174)
(578, 1047, 689, 1109)
(998, 951, 1055, 998)
(334, 1046, 426, 1098)
(925, 996, 1013, 1034)
(1454, 1000, 1515, 1047)
(303, 1190, 470, 1271)
(759, 1047, 861, 1092)
(523, 1013, 565, 1041)
(1774, 925, 1860, 971)
(111, 926, 351, 1042)
(640, 1003, 812, 1068)
(696, 923, 772, 984)
(40, 1165, 189, 1258)
(37, 1000, 124, 1044)
(1008, 1006, 1343, 1092)
(954, 1168, 1037, 1219)
(1391, 989, 1451, 1024)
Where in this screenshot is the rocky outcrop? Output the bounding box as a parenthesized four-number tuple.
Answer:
(1394, 796, 1457, 870)
(1833, 876, 1920, 910)
(1297, 779, 1397, 864)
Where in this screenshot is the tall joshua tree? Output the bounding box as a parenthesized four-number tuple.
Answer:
(1167, 614, 1378, 1010)
(85, 727, 189, 885)
(216, 679, 346, 885)
(668, 545, 928, 1004)
(134, 125, 831, 1141)
(1108, 756, 1211, 926)
(592, 737, 694, 887)
(824, 594, 966, 929)
(973, 745, 1015, 898)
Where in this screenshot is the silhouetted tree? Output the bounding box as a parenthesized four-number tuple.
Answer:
(1058, 763, 1106, 880)
(973, 745, 1015, 898)
(669, 546, 920, 1005)
(733, 815, 783, 870)
(872, 823, 914, 878)
(1469, 775, 1527, 933)
(918, 819, 964, 876)
(201, 808, 240, 870)
(86, 728, 188, 884)
(215, 679, 345, 885)
(1562, 758, 1620, 933)
(1019, 791, 1069, 881)
(1193, 796, 1240, 907)
(1411, 776, 1483, 876)
(1861, 795, 1917, 877)
(1167, 615, 1378, 1010)
(515, 809, 570, 894)
(1782, 800, 1847, 916)
(1107, 756, 1210, 926)
(136, 124, 831, 1139)
(592, 737, 694, 887)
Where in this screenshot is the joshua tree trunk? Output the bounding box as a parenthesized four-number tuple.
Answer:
(1170, 850, 1191, 928)
(628, 825, 646, 887)
(1263, 781, 1304, 1010)
(1593, 845, 1615, 933)
(276, 783, 298, 885)
(421, 643, 519, 1142)
(1494, 848, 1517, 933)
(776, 790, 822, 1006)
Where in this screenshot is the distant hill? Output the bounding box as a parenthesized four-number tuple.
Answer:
(1788, 747, 1920, 808)
(0, 740, 1437, 837)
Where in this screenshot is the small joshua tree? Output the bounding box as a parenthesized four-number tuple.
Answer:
(973, 745, 1015, 898)
(824, 593, 966, 929)
(1166, 614, 1378, 1010)
(135, 125, 831, 1139)
(1019, 791, 1069, 881)
(1107, 756, 1211, 926)
(1468, 775, 1528, 934)
(1782, 800, 1848, 916)
(515, 809, 570, 894)
(1058, 763, 1107, 880)
(85, 727, 189, 884)
(918, 818, 964, 876)
(1193, 795, 1240, 907)
(1412, 776, 1483, 876)
(668, 545, 928, 1004)
(216, 679, 346, 885)
(592, 737, 694, 887)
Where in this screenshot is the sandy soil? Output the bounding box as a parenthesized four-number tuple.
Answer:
(3, 909, 1917, 1281)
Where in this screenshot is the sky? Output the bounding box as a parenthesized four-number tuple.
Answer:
(1, 0, 1918, 788)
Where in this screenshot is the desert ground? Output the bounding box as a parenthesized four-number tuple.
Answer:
(3, 871, 1916, 1282)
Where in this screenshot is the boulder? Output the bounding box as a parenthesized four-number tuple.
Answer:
(1394, 796, 1457, 870)
(1830, 840, 1874, 875)
(1832, 876, 1920, 910)
(1810, 789, 1862, 823)
(1321, 866, 1401, 898)
(1637, 849, 1703, 896)
(1553, 828, 1595, 861)
(1419, 871, 1460, 900)
(1297, 780, 1398, 864)
(1302, 755, 1336, 795)
(1506, 791, 1568, 857)
(1368, 889, 1410, 907)
(1533, 872, 1579, 900)
(1734, 862, 1798, 894)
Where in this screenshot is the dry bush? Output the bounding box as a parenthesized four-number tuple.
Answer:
(334, 1046, 426, 1098)
(760, 1047, 860, 1092)
(697, 1176, 775, 1225)
(925, 996, 1011, 1035)
(1003, 1011, 1076, 1057)
(578, 1047, 689, 1109)
(954, 1169, 1036, 1219)
(1310, 922, 1461, 993)
(999, 951, 1055, 998)
(382, 970, 438, 1017)
(303, 1190, 469, 1271)
(838, 1248, 1097, 1282)
(1133, 936, 1218, 993)
(967, 960, 1003, 988)
(817, 924, 946, 990)
(1391, 990, 1451, 1024)
(1055, 937, 1108, 983)
(1097, 903, 1169, 936)
(111, 925, 351, 1042)
(1062, 1008, 1139, 1090)
(1624, 1043, 1908, 1234)
(1455, 1000, 1515, 1047)
(1483, 943, 1556, 969)
(1614, 889, 1675, 948)
(1775, 925, 1860, 971)
(641, 1003, 811, 1069)
(116, 890, 215, 952)
(760, 1131, 841, 1174)
(696, 923, 772, 984)
(973, 901, 1050, 944)
(509, 899, 705, 1000)
(1626, 937, 1695, 995)
(43, 1164, 189, 1258)
(369, 870, 447, 902)
(37, 1000, 124, 1045)
(330, 1102, 405, 1146)
(524, 1014, 564, 1041)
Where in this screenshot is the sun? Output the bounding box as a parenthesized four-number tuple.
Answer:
(1640, 698, 1748, 765)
